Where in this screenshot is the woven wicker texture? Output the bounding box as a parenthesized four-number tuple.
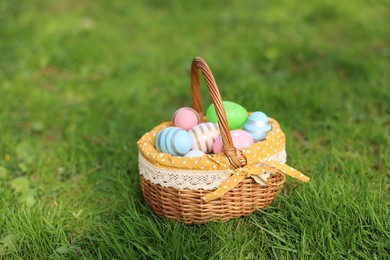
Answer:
(191, 57, 247, 168)
(140, 173, 284, 224)
(138, 57, 299, 223)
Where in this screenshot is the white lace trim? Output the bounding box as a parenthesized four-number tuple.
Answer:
(138, 149, 287, 190)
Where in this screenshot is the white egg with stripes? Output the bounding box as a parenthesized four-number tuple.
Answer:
(243, 111, 272, 142)
(188, 122, 220, 153)
(155, 127, 193, 156)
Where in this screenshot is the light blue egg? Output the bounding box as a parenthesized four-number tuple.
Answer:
(243, 111, 272, 142)
(184, 150, 205, 158)
(155, 128, 168, 152)
(155, 127, 193, 156)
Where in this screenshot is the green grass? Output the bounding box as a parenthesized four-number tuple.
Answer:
(1, 0, 389, 258)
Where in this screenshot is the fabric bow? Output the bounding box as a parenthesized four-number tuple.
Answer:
(201, 160, 310, 203)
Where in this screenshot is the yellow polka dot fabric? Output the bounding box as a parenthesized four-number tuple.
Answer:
(138, 118, 285, 170)
(137, 117, 310, 202)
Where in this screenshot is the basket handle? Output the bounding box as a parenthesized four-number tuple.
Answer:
(191, 57, 247, 169)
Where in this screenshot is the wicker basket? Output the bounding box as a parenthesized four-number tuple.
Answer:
(137, 57, 309, 224)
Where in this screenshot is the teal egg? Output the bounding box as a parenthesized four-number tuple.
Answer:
(155, 127, 193, 156)
(206, 101, 248, 130)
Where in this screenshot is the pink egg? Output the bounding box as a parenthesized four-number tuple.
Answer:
(172, 107, 200, 131)
(213, 130, 254, 154)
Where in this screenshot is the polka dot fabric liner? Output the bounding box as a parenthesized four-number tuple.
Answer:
(138, 118, 286, 171)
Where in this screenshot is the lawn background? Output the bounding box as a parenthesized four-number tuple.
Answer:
(0, 0, 389, 259)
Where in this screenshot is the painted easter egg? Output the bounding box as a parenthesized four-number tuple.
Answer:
(243, 111, 272, 142)
(212, 130, 254, 154)
(184, 149, 206, 158)
(206, 101, 248, 130)
(172, 107, 200, 131)
(155, 127, 193, 156)
(189, 123, 220, 153)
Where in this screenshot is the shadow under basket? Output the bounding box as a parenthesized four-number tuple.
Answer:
(140, 174, 284, 224)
